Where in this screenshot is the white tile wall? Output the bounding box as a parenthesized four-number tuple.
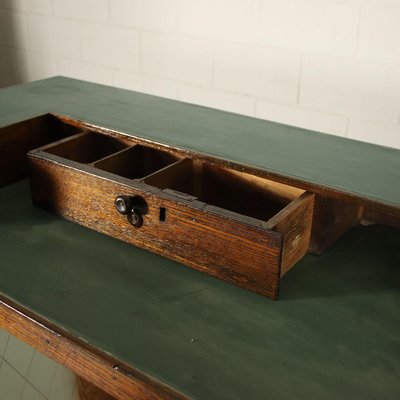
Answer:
(111, 0, 179, 32)
(0, 10, 29, 49)
(0, 47, 19, 87)
(0, 0, 398, 148)
(54, 0, 109, 22)
(256, 99, 348, 136)
(260, 0, 359, 56)
(179, 0, 260, 42)
(143, 75, 178, 99)
(113, 69, 144, 92)
(179, 83, 255, 116)
(19, 50, 58, 82)
(214, 42, 300, 102)
(27, 15, 80, 58)
(58, 58, 114, 86)
(113, 70, 179, 99)
(348, 119, 400, 149)
(357, 2, 400, 65)
(2, 0, 53, 15)
(300, 56, 400, 125)
(142, 32, 213, 85)
(81, 24, 141, 70)
(0, 329, 79, 400)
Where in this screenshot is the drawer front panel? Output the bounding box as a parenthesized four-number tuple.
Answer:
(29, 155, 283, 299)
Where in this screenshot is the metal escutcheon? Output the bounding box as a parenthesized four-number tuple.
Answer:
(115, 196, 144, 228)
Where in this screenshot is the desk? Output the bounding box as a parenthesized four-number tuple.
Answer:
(0, 77, 399, 400)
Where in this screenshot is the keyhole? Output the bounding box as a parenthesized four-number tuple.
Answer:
(159, 207, 166, 222)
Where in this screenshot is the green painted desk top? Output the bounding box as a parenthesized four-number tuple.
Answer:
(0, 76, 399, 207)
(1, 181, 399, 400)
(0, 78, 399, 399)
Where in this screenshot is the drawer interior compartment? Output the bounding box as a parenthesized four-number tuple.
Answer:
(0, 114, 83, 186)
(28, 127, 315, 298)
(143, 158, 315, 276)
(92, 145, 181, 179)
(40, 132, 130, 164)
(144, 159, 305, 222)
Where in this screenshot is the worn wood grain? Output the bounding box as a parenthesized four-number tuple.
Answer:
(55, 113, 400, 221)
(28, 152, 286, 299)
(2, 113, 399, 253)
(0, 297, 188, 400)
(0, 114, 80, 187)
(1, 76, 399, 209)
(54, 115, 400, 235)
(362, 202, 400, 230)
(2, 113, 398, 299)
(77, 377, 117, 400)
(309, 196, 363, 255)
(266, 192, 315, 276)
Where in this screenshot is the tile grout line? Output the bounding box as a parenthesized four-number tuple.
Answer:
(352, 2, 363, 58)
(18, 380, 45, 400)
(1, 358, 30, 400)
(20, 378, 54, 400)
(296, 55, 304, 105)
(2, 351, 50, 399)
(345, 117, 351, 138)
(47, 363, 62, 400)
(46, 359, 61, 400)
(3, 331, 11, 357)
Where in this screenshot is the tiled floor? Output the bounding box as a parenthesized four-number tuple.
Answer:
(0, 328, 79, 400)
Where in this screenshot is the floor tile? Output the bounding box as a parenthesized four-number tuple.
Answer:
(0, 329, 10, 357)
(27, 351, 58, 397)
(21, 382, 46, 400)
(48, 364, 76, 400)
(0, 361, 26, 400)
(3, 336, 34, 378)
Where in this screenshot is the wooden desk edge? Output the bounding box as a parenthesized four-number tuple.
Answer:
(0, 295, 189, 400)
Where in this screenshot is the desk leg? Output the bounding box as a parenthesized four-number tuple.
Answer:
(76, 376, 117, 400)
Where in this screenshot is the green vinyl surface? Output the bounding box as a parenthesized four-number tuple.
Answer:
(0, 180, 399, 400)
(0, 78, 399, 399)
(0, 76, 399, 207)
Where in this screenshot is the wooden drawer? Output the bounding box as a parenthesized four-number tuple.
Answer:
(27, 128, 314, 299)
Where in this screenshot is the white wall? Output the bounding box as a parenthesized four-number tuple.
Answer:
(0, 0, 399, 149)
